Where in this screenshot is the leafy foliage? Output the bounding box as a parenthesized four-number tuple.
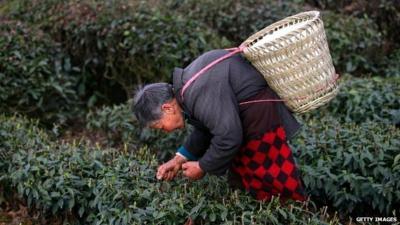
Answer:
(304, 75, 400, 124)
(1, 0, 399, 224)
(85, 103, 188, 162)
(1, 0, 399, 126)
(1, 0, 230, 95)
(291, 116, 400, 216)
(85, 103, 138, 146)
(161, 0, 302, 45)
(0, 115, 337, 225)
(303, 0, 400, 50)
(0, 114, 50, 166)
(293, 76, 400, 216)
(0, 19, 82, 125)
(381, 48, 400, 78)
(322, 12, 383, 74)
(162, 0, 389, 76)
(82, 75, 400, 218)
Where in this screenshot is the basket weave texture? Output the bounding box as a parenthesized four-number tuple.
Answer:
(241, 11, 339, 113)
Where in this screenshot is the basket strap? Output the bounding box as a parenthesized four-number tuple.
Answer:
(180, 44, 247, 100)
(239, 99, 285, 105)
(180, 45, 339, 107)
(239, 73, 340, 105)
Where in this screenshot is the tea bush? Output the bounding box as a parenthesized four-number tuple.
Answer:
(85, 75, 400, 160)
(382, 48, 400, 78)
(304, 75, 400, 124)
(85, 103, 188, 161)
(85, 103, 138, 146)
(56, 2, 230, 94)
(83, 75, 400, 219)
(0, 19, 83, 125)
(1, 0, 230, 97)
(291, 116, 400, 216)
(1, 0, 399, 223)
(161, 0, 302, 45)
(322, 12, 383, 74)
(0, 114, 337, 224)
(0, 115, 51, 166)
(303, 0, 400, 50)
(162, 0, 387, 76)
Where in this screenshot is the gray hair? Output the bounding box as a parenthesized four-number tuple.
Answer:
(132, 83, 174, 127)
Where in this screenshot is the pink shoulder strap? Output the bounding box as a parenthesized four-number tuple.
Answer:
(179, 45, 340, 105)
(180, 45, 247, 100)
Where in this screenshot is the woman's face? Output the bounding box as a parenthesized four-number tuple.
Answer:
(149, 98, 185, 133)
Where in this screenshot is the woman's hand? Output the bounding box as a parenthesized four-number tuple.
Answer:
(156, 154, 187, 181)
(182, 161, 204, 180)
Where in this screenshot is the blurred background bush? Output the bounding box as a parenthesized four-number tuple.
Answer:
(1, 0, 398, 127)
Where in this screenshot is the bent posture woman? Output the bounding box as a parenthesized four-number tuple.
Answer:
(133, 49, 306, 201)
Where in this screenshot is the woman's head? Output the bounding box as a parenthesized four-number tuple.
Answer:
(132, 83, 184, 132)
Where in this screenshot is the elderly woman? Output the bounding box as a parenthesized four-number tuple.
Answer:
(133, 49, 306, 201)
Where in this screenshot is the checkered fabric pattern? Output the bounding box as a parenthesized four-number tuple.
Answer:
(231, 125, 306, 201)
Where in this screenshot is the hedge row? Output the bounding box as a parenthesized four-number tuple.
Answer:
(294, 77, 400, 216)
(303, 0, 400, 51)
(82, 76, 400, 218)
(382, 48, 400, 77)
(82, 105, 400, 220)
(84, 76, 400, 159)
(291, 116, 400, 216)
(322, 12, 383, 74)
(0, 0, 398, 127)
(0, 19, 83, 125)
(85, 103, 188, 162)
(303, 75, 400, 125)
(161, 0, 387, 75)
(160, 0, 302, 45)
(2, 109, 398, 224)
(0, 114, 337, 225)
(1, 0, 230, 94)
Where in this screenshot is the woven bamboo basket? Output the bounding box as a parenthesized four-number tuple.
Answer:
(241, 11, 339, 113)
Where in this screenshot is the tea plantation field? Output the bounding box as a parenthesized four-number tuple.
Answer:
(1, 0, 400, 224)
(1, 76, 399, 224)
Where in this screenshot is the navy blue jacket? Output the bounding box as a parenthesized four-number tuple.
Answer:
(172, 50, 301, 175)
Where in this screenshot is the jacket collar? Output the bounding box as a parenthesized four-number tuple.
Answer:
(171, 67, 209, 132)
(172, 67, 184, 103)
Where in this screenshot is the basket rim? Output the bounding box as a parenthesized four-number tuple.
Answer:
(241, 11, 321, 49)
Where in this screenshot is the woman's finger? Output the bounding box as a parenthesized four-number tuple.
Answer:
(157, 165, 166, 180)
(166, 171, 175, 181)
(165, 171, 171, 181)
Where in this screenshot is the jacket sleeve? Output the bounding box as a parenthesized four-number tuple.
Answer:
(192, 83, 243, 176)
(177, 127, 212, 160)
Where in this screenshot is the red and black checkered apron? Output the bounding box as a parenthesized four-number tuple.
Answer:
(231, 125, 306, 201)
(176, 48, 306, 201)
(230, 88, 306, 202)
